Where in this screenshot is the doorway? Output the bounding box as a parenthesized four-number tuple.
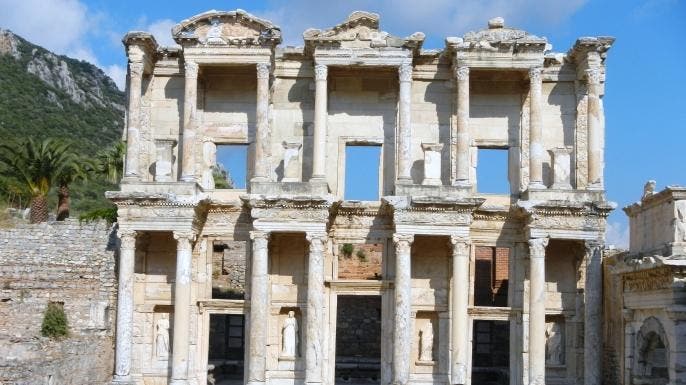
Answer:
(471, 320, 510, 384)
(207, 314, 245, 385)
(335, 295, 382, 384)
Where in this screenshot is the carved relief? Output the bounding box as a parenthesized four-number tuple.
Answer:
(418, 321, 434, 362)
(155, 314, 170, 359)
(281, 311, 299, 358)
(623, 267, 673, 292)
(545, 321, 564, 365)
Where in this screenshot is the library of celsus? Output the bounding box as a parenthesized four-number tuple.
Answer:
(107, 9, 616, 385)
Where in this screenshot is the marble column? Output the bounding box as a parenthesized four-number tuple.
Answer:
(170, 231, 195, 385)
(584, 240, 603, 385)
(123, 61, 144, 181)
(180, 61, 199, 182)
(393, 234, 414, 385)
(111, 230, 137, 385)
(248, 231, 270, 385)
(450, 236, 470, 384)
(454, 66, 471, 186)
(305, 232, 327, 385)
(528, 237, 548, 385)
(311, 64, 327, 181)
(586, 68, 603, 189)
(528, 67, 545, 189)
(253, 63, 270, 181)
(397, 64, 413, 183)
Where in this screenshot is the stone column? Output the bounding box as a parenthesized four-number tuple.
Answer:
(305, 232, 327, 385)
(311, 64, 328, 181)
(586, 68, 603, 189)
(454, 66, 471, 186)
(528, 67, 545, 189)
(450, 236, 470, 384)
(112, 230, 137, 385)
(397, 64, 413, 183)
(393, 234, 414, 385)
(123, 61, 144, 181)
(528, 237, 548, 385)
(584, 240, 603, 385)
(180, 61, 199, 182)
(253, 63, 270, 181)
(248, 231, 270, 385)
(170, 231, 195, 385)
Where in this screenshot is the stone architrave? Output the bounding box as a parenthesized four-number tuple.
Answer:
(123, 62, 144, 181)
(393, 234, 414, 385)
(248, 231, 270, 385)
(397, 64, 413, 183)
(170, 231, 195, 385)
(311, 64, 327, 181)
(548, 147, 573, 189)
(181, 61, 199, 182)
(529, 67, 545, 189)
(154, 140, 175, 182)
(282, 142, 302, 182)
(421, 143, 443, 186)
(528, 237, 549, 385)
(111, 230, 137, 385)
(281, 311, 299, 358)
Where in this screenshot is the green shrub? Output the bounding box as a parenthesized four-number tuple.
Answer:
(356, 248, 367, 262)
(41, 302, 68, 339)
(340, 243, 354, 257)
(79, 205, 117, 224)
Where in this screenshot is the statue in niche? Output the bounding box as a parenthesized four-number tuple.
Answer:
(674, 204, 686, 242)
(419, 321, 434, 362)
(206, 18, 225, 44)
(281, 311, 299, 358)
(545, 322, 564, 365)
(155, 314, 170, 359)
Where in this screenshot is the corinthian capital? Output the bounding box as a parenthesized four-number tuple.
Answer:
(184, 61, 199, 78)
(529, 66, 542, 85)
(250, 230, 270, 249)
(314, 64, 328, 81)
(585, 239, 603, 260)
(256, 63, 270, 80)
(449, 235, 470, 257)
(173, 231, 196, 251)
(585, 68, 601, 85)
(528, 237, 549, 258)
(393, 234, 414, 254)
(118, 229, 138, 250)
(455, 66, 469, 81)
(398, 64, 413, 82)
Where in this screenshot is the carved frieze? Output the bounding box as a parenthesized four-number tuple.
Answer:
(623, 267, 673, 293)
(172, 9, 282, 47)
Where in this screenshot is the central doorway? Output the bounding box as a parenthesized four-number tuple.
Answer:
(335, 295, 382, 384)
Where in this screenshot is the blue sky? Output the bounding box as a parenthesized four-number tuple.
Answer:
(0, 0, 684, 247)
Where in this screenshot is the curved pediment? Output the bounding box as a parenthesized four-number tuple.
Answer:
(172, 9, 281, 47)
(303, 11, 424, 53)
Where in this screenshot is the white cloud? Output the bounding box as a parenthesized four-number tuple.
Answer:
(606, 221, 630, 250)
(259, 0, 588, 46)
(145, 19, 178, 48)
(104, 64, 126, 91)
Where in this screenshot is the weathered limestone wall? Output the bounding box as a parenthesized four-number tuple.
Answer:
(0, 220, 117, 385)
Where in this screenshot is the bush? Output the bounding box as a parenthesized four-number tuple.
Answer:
(41, 302, 68, 339)
(356, 248, 367, 262)
(340, 243, 354, 257)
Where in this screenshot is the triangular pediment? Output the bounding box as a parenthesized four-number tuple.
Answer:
(172, 9, 281, 47)
(447, 17, 547, 54)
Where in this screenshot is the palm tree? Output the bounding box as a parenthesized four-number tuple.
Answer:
(96, 141, 125, 184)
(54, 156, 90, 221)
(0, 138, 73, 223)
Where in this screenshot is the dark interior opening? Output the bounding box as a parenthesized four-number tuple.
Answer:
(208, 314, 245, 385)
(335, 295, 381, 384)
(474, 246, 509, 307)
(472, 320, 510, 385)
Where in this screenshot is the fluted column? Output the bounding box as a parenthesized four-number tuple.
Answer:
(181, 61, 198, 182)
(393, 234, 414, 385)
(170, 231, 195, 385)
(397, 64, 413, 183)
(528, 237, 548, 385)
(305, 232, 327, 385)
(528, 67, 544, 189)
(586, 68, 603, 189)
(123, 61, 144, 181)
(311, 64, 328, 181)
(454, 66, 471, 186)
(247, 231, 270, 385)
(253, 63, 270, 181)
(111, 230, 137, 385)
(584, 240, 603, 385)
(450, 236, 470, 384)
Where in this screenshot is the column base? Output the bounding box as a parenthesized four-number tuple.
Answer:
(180, 176, 197, 183)
(527, 181, 547, 190)
(247, 382, 266, 385)
(169, 379, 189, 385)
(121, 175, 141, 183)
(111, 375, 135, 385)
(452, 179, 472, 188)
(587, 182, 604, 191)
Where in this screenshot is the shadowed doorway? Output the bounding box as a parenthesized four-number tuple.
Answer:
(335, 295, 382, 384)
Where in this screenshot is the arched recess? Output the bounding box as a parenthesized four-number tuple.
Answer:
(633, 316, 669, 385)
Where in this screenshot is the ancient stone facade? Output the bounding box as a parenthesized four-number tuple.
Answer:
(0, 220, 118, 385)
(604, 185, 686, 385)
(108, 10, 615, 385)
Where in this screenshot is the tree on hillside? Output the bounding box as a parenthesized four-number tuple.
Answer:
(54, 156, 90, 221)
(96, 141, 125, 184)
(0, 138, 76, 223)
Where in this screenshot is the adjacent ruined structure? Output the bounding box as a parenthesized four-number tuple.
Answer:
(107, 10, 615, 385)
(604, 185, 686, 385)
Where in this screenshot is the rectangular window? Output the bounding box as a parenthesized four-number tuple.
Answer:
(476, 148, 510, 194)
(216, 144, 248, 189)
(474, 246, 509, 307)
(344, 145, 381, 201)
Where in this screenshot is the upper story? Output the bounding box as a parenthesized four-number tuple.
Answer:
(118, 9, 614, 207)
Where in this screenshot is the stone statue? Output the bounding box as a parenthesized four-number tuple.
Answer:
(281, 311, 299, 357)
(419, 322, 434, 362)
(206, 18, 225, 44)
(642, 180, 656, 200)
(545, 322, 563, 365)
(156, 314, 170, 359)
(675, 203, 686, 242)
